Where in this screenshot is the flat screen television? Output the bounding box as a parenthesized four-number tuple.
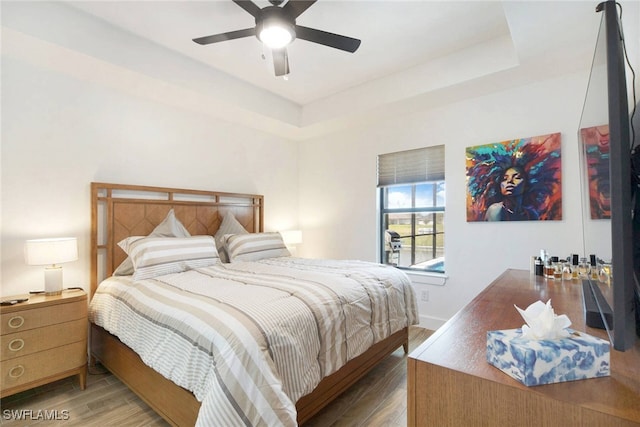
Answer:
(579, 0, 638, 351)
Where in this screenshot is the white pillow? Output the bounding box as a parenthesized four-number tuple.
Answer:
(113, 209, 190, 276)
(214, 212, 248, 262)
(224, 232, 290, 262)
(118, 235, 219, 281)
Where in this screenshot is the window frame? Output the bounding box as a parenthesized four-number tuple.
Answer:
(378, 182, 445, 273)
(377, 144, 445, 273)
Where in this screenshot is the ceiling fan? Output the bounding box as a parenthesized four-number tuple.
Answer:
(193, 0, 361, 77)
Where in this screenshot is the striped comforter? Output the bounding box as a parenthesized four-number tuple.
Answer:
(89, 257, 418, 426)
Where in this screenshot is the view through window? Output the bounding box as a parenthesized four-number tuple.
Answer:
(378, 146, 445, 273)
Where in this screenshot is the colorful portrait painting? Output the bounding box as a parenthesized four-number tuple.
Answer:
(466, 132, 562, 222)
(580, 124, 610, 219)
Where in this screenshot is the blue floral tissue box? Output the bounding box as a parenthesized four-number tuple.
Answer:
(486, 328, 610, 386)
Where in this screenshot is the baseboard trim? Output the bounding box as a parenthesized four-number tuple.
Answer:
(418, 314, 446, 331)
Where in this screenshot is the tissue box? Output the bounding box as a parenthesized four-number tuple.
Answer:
(486, 328, 610, 386)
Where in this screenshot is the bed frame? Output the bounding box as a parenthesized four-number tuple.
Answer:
(89, 182, 408, 426)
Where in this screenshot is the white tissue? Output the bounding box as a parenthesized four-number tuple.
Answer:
(514, 300, 571, 340)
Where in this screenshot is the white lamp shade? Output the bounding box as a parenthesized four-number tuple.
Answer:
(281, 230, 303, 246)
(24, 237, 78, 266)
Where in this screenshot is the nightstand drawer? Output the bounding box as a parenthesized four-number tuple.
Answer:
(0, 299, 86, 335)
(1, 341, 86, 391)
(1, 318, 86, 361)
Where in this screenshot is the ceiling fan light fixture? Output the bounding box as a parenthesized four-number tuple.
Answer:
(193, 0, 361, 77)
(257, 19, 295, 49)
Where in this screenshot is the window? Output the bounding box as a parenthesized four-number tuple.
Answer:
(378, 146, 445, 273)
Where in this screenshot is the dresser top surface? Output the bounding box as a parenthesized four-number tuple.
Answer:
(410, 269, 639, 419)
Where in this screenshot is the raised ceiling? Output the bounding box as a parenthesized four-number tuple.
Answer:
(70, 0, 515, 105)
(5, 1, 630, 139)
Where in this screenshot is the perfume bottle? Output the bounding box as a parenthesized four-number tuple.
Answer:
(535, 257, 544, 276)
(603, 262, 613, 286)
(590, 254, 599, 280)
(562, 259, 573, 281)
(598, 261, 611, 284)
(578, 257, 589, 279)
(571, 254, 580, 280)
(544, 255, 555, 279)
(539, 250, 548, 277)
(596, 259, 612, 285)
(552, 256, 563, 280)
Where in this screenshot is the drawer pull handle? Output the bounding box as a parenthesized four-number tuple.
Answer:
(8, 316, 25, 329)
(8, 338, 25, 352)
(9, 365, 24, 378)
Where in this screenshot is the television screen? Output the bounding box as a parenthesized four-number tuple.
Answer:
(578, 0, 637, 351)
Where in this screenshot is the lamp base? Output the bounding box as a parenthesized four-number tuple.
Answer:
(44, 266, 63, 296)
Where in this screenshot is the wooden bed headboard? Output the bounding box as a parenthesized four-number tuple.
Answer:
(90, 182, 264, 298)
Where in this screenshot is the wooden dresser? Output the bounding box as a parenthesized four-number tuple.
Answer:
(1, 290, 87, 397)
(408, 269, 640, 426)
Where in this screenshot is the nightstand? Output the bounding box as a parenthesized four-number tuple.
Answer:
(0, 289, 87, 398)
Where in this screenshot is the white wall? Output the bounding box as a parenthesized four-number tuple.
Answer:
(0, 6, 298, 297)
(297, 2, 640, 329)
(298, 71, 594, 329)
(2, 2, 638, 331)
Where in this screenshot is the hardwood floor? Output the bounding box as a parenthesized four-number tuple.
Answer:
(1, 327, 433, 426)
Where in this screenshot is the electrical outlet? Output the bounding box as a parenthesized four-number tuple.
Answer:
(421, 290, 429, 302)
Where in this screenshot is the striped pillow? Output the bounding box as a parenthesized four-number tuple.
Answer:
(118, 236, 219, 280)
(214, 212, 248, 263)
(224, 232, 290, 262)
(113, 209, 191, 276)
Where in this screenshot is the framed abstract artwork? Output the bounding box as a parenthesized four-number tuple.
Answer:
(466, 132, 562, 222)
(580, 124, 610, 219)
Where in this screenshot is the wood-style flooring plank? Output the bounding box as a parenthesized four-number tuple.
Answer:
(303, 326, 432, 427)
(0, 327, 433, 426)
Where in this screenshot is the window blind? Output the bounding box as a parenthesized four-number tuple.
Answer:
(377, 145, 445, 187)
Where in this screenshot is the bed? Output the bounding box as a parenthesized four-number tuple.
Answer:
(89, 182, 418, 426)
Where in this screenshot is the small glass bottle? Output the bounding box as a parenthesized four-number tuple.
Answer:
(578, 257, 589, 279)
(589, 254, 599, 280)
(571, 254, 580, 280)
(598, 262, 610, 284)
(535, 257, 544, 276)
(552, 256, 563, 280)
(562, 259, 573, 281)
(544, 256, 555, 279)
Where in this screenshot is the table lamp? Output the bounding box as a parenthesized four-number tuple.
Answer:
(280, 230, 302, 254)
(24, 237, 78, 295)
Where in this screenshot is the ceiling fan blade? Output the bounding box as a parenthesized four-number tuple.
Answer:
(295, 25, 361, 53)
(272, 48, 290, 76)
(193, 28, 256, 45)
(232, 0, 262, 18)
(282, 0, 317, 19)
